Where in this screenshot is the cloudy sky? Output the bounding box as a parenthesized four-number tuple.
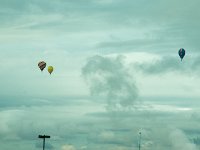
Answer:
(1, 0, 200, 150)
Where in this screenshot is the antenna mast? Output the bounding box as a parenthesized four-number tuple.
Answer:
(138, 132, 142, 150)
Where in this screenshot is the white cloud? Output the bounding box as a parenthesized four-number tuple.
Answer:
(99, 131, 115, 140)
(170, 129, 197, 150)
(61, 144, 76, 150)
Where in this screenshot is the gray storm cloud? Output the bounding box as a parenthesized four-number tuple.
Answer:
(133, 55, 200, 75)
(82, 55, 138, 110)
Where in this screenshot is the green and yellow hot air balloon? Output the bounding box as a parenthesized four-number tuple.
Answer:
(48, 66, 54, 75)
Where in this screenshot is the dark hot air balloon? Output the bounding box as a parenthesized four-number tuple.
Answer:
(178, 48, 185, 61)
(38, 61, 46, 71)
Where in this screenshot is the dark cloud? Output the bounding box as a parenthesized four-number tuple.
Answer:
(82, 55, 138, 110)
(0, 96, 50, 108)
(0, 95, 90, 109)
(133, 55, 200, 75)
(96, 38, 182, 54)
(1, 0, 200, 32)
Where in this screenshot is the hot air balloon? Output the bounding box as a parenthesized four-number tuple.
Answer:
(178, 48, 185, 61)
(38, 61, 46, 71)
(48, 66, 54, 74)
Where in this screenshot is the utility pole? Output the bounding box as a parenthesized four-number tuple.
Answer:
(38, 135, 50, 150)
(138, 132, 141, 150)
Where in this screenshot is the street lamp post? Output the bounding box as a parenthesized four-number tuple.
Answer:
(38, 135, 50, 150)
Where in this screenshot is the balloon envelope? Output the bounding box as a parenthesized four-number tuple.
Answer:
(48, 66, 54, 74)
(178, 48, 185, 61)
(38, 61, 46, 71)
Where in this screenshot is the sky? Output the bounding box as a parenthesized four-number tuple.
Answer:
(1, 0, 200, 150)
